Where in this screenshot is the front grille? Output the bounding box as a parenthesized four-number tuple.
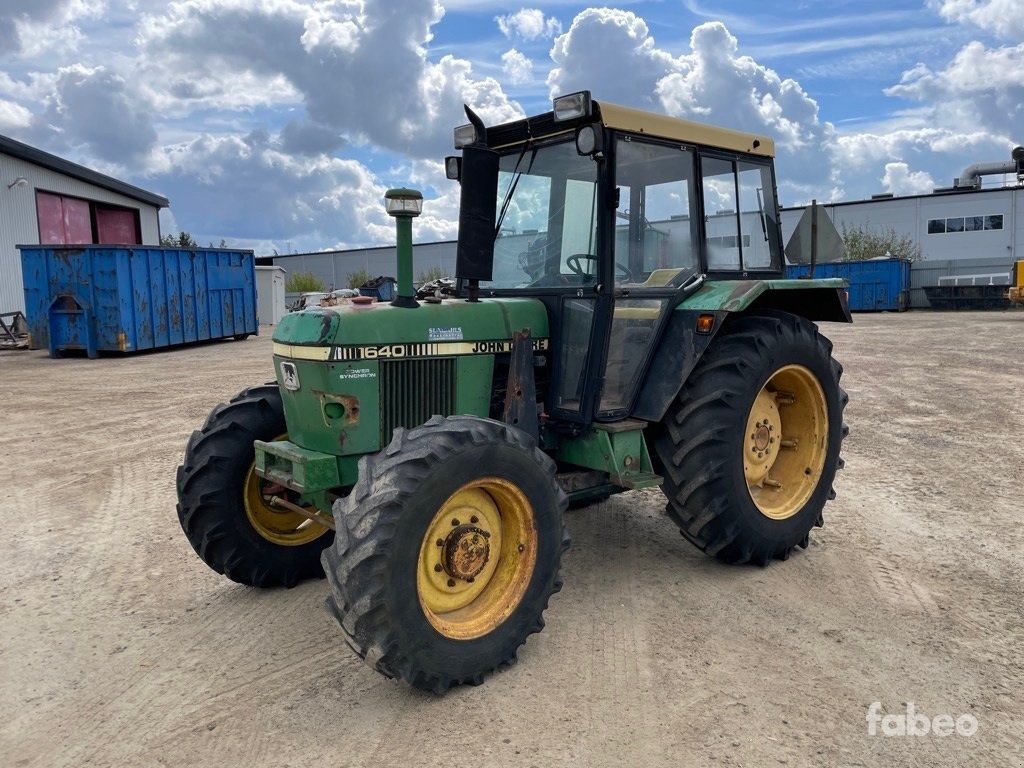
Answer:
(379, 358, 457, 444)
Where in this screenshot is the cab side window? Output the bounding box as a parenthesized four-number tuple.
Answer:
(614, 140, 698, 288)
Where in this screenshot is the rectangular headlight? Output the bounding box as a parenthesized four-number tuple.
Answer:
(553, 90, 592, 122)
(454, 123, 477, 148)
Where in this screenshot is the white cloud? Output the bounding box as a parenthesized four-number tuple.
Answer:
(0, 0, 74, 54)
(550, 14, 838, 199)
(501, 49, 533, 85)
(881, 162, 936, 195)
(135, 0, 519, 158)
(885, 41, 1024, 138)
(548, 8, 673, 108)
(150, 129, 391, 249)
(496, 9, 561, 41)
(928, 0, 1024, 39)
(0, 98, 33, 131)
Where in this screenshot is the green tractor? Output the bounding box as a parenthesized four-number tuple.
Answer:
(176, 91, 850, 693)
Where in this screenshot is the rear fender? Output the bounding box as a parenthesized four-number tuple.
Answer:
(631, 280, 850, 423)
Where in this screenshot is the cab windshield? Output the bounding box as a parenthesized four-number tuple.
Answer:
(483, 139, 599, 289)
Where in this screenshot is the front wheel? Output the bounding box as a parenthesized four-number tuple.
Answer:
(652, 311, 848, 565)
(176, 385, 333, 587)
(322, 415, 569, 693)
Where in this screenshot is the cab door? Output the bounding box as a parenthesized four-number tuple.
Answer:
(595, 136, 701, 419)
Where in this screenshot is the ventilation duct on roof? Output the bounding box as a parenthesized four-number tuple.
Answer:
(954, 146, 1024, 189)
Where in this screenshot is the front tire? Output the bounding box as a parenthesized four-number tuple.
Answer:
(652, 311, 848, 565)
(322, 415, 569, 693)
(176, 385, 333, 587)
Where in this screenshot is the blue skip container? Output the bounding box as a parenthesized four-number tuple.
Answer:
(784, 258, 911, 312)
(19, 245, 258, 358)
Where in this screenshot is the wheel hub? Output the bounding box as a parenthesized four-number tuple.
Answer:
(442, 525, 491, 581)
(753, 423, 771, 452)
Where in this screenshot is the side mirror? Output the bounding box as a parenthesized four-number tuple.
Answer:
(455, 145, 500, 282)
(444, 156, 462, 182)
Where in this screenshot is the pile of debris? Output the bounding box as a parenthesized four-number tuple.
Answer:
(0, 311, 29, 350)
(415, 277, 457, 300)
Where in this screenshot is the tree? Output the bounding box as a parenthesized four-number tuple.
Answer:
(286, 271, 325, 293)
(346, 268, 373, 289)
(840, 223, 922, 262)
(160, 231, 198, 247)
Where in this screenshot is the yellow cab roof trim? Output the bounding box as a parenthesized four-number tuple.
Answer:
(597, 101, 775, 158)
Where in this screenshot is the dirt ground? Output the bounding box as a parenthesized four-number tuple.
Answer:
(2, 310, 1022, 767)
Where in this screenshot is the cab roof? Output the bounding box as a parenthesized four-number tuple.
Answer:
(483, 98, 774, 158)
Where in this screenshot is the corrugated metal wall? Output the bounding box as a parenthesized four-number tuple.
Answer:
(909, 257, 1016, 308)
(0, 151, 163, 314)
(272, 240, 457, 290)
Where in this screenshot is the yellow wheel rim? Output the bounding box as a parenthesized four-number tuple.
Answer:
(243, 434, 331, 547)
(743, 365, 829, 521)
(417, 478, 538, 640)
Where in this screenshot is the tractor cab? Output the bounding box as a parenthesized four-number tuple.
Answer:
(448, 91, 799, 424)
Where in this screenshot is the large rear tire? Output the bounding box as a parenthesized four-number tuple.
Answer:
(176, 385, 333, 587)
(652, 311, 848, 565)
(323, 415, 569, 693)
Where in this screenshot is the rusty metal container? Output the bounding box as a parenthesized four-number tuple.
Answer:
(18, 245, 257, 358)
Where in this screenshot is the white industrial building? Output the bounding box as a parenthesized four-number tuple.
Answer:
(0, 134, 168, 315)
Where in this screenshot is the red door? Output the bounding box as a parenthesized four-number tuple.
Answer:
(36, 192, 94, 244)
(96, 206, 140, 244)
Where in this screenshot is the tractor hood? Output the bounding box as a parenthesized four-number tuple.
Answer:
(273, 297, 549, 351)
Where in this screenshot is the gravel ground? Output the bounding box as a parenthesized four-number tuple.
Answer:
(2, 310, 1022, 768)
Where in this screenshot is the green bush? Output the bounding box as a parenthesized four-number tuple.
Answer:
(346, 269, 373, 289)
(841, 224, 922, 262)
(286, 271, 325, 293)
(160, 231, 198, 247)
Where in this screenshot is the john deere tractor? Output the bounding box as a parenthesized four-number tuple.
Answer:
(176, 91, 850, 693)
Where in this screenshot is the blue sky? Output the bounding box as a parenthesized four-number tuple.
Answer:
(1, 1, 1021, 254)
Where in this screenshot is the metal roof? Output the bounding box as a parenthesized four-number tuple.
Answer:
(597, 102, 775, 158)
(0, 133, 169, 208)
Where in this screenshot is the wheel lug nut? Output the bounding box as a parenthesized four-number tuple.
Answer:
(447, 579, 456, 588)
(436, 538, 444, 547)
(451, 519, 460, 526)
(470, 516, 479, 524)
(758, 452, 764, 458)
(434, 564, 443, 572)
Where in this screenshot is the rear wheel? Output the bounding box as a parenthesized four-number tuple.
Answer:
(176, 385, 333, 587)
(323, 415, 568, 693)
(652, 311, 848, 565)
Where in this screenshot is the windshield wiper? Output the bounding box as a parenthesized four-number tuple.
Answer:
(494, 145, 537, 239)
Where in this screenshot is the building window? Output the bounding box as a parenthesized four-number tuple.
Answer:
(928, 214, 1003, 234)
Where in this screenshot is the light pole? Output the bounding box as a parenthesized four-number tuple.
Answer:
(384, 187, 423, 308)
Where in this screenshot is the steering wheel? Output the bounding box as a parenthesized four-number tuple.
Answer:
(565, 254, 633, 283)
